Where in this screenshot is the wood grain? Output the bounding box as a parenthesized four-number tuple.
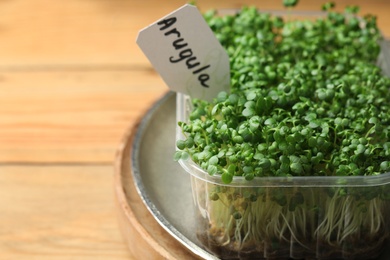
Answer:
(0, 165, 130, 260)
(0, 69, 167, 163)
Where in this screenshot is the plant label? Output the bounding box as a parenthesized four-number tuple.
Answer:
(136, 4, 230, 102)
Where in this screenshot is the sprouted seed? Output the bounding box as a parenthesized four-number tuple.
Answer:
(175, 2, 390, 259)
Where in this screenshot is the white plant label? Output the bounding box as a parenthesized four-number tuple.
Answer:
(136, 4, 230, 102)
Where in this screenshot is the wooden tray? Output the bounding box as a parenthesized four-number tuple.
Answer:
(114, 92, 214, 259)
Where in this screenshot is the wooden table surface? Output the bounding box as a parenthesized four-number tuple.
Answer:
(1, 0, 389, 259)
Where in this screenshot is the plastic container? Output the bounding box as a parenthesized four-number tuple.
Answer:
(177, 92, 390, 260)
(176, 10, 390, 260)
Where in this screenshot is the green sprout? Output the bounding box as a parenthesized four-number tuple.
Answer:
(175, 2, 390, 259)
(178, 4, 389, 183)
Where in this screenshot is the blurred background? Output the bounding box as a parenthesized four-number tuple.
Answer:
(0, 0, 389, 259)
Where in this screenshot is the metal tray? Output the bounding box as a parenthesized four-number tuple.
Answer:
(130, 92, 216, 259)
(130, 91, 390, 260)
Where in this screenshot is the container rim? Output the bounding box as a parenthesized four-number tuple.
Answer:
(178, 156, 390, 187)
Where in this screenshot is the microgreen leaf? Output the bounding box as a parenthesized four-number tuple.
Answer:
(221, 172, 233, 184)
(173, 151, 182, 161)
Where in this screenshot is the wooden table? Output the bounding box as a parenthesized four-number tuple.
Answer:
(0, 0, 389, 259)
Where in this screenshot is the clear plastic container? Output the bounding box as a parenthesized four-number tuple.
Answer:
(177, 92, 390, 260)
(176, 10, 390, 260)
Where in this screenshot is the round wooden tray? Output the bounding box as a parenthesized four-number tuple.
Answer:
(114, 93, 203, 260)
